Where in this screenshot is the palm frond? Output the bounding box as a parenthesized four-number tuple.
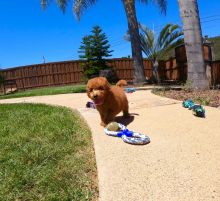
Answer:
(162, 31, 183, 49)
(140, 33, 154, 58)
(74, 0, 97, 20)
(138, 0, 167, 14)
(124, 29, 154, 59)
(157, 24, 182, 49)
(153, 0, 167, 14)
(157, 38, 183, 59)
(139, 24, 156, 60)
(138, 23, 183, 61)
(139, 24, 155, 49)
(162, 24, 181, 45)
(41, 0, 68, 12)
(41, 0, 49, 10)
(157, 23, 172, 48)
(56, 0, 69, 12)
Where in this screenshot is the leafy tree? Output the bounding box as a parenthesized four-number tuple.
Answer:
(41, 0, 167, 84)
(78, 26, 113, 78)
(125, 23, 183, 82)
(178, 0, 209, 89)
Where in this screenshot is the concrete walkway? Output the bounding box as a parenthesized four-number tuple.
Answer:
(0, 90, 220, 201)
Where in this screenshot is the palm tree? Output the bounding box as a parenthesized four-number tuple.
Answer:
(126, 23, 183, 82)
(177, 0, 209, 89)
(140, 23, 183, 82)
(40, 0, 167, 84)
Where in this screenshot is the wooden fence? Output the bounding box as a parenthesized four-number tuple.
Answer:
(1, 61, 84, 90)
(212, 60, 220, 85)
(0, 59, 153, 90)
(1, 58, 220, 91)
(158, 58, 187, 82)
(109, 58, 187, 82)
(107, 59, 152, 81)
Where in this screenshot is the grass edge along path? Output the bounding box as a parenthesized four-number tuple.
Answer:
(0, 103, 98, 201)
(0, 85, 86, 100)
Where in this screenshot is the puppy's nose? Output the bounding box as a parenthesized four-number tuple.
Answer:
(93, 94, 98, 99)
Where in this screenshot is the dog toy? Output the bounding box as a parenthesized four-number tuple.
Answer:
(182, 99, 195, 109)
(86, 101, 96, 109)
(192, 105, 205, 117)
(104, 122, 150, 145)
(182, 99, 205, 118)
(125, 88, 136, 93)
(106, 122, 119, 131)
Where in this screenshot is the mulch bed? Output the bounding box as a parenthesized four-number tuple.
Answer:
(153, 89, 220, 108)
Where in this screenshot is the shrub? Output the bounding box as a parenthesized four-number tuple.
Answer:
(182, 80, 193, 92)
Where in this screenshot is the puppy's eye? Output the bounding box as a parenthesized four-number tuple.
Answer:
(98, 87, 104, 90)
(87, 88, 92, 92)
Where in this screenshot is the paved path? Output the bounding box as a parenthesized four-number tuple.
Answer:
(1, 90, 220, 201)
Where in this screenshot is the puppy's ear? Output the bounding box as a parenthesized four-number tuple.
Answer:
(86, 82, 90, 92)
(102, 77, 111, 90)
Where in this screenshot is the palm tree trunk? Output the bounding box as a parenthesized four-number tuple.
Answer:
(178, 0, 209, 89)
(152, 60, 160, 83)
(122, 0, 146, 84)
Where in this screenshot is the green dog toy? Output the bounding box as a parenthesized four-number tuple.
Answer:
(183, 99, 206, 118)
(192, 105, 205, 118)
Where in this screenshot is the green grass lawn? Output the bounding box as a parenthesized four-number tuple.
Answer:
(0, 103, 98, 201)
(0, 84, 86, 100)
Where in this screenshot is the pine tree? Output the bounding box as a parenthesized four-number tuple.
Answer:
(78, 26, 113, 79)
(91, 26, 112, 60)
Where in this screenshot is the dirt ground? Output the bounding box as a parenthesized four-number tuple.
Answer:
(153, 89, 220, 108)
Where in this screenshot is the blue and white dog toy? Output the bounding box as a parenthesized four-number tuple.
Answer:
(125, 88, 136, 93)
(104, 122, 150, 145)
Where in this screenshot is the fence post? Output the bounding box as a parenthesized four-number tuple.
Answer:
(21, 68, 25, 90)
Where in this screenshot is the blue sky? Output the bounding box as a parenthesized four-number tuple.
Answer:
(0, 0, 220, 69)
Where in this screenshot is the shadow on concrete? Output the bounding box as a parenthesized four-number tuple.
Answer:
(115, 113, 139, 126)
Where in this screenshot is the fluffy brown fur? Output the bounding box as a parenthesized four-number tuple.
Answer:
(116, 79, 128, 87)
(87, 77, 129, 127)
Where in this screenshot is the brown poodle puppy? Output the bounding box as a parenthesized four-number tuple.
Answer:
(116, 79, 128, 87)
(87, 77, 129, 127)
